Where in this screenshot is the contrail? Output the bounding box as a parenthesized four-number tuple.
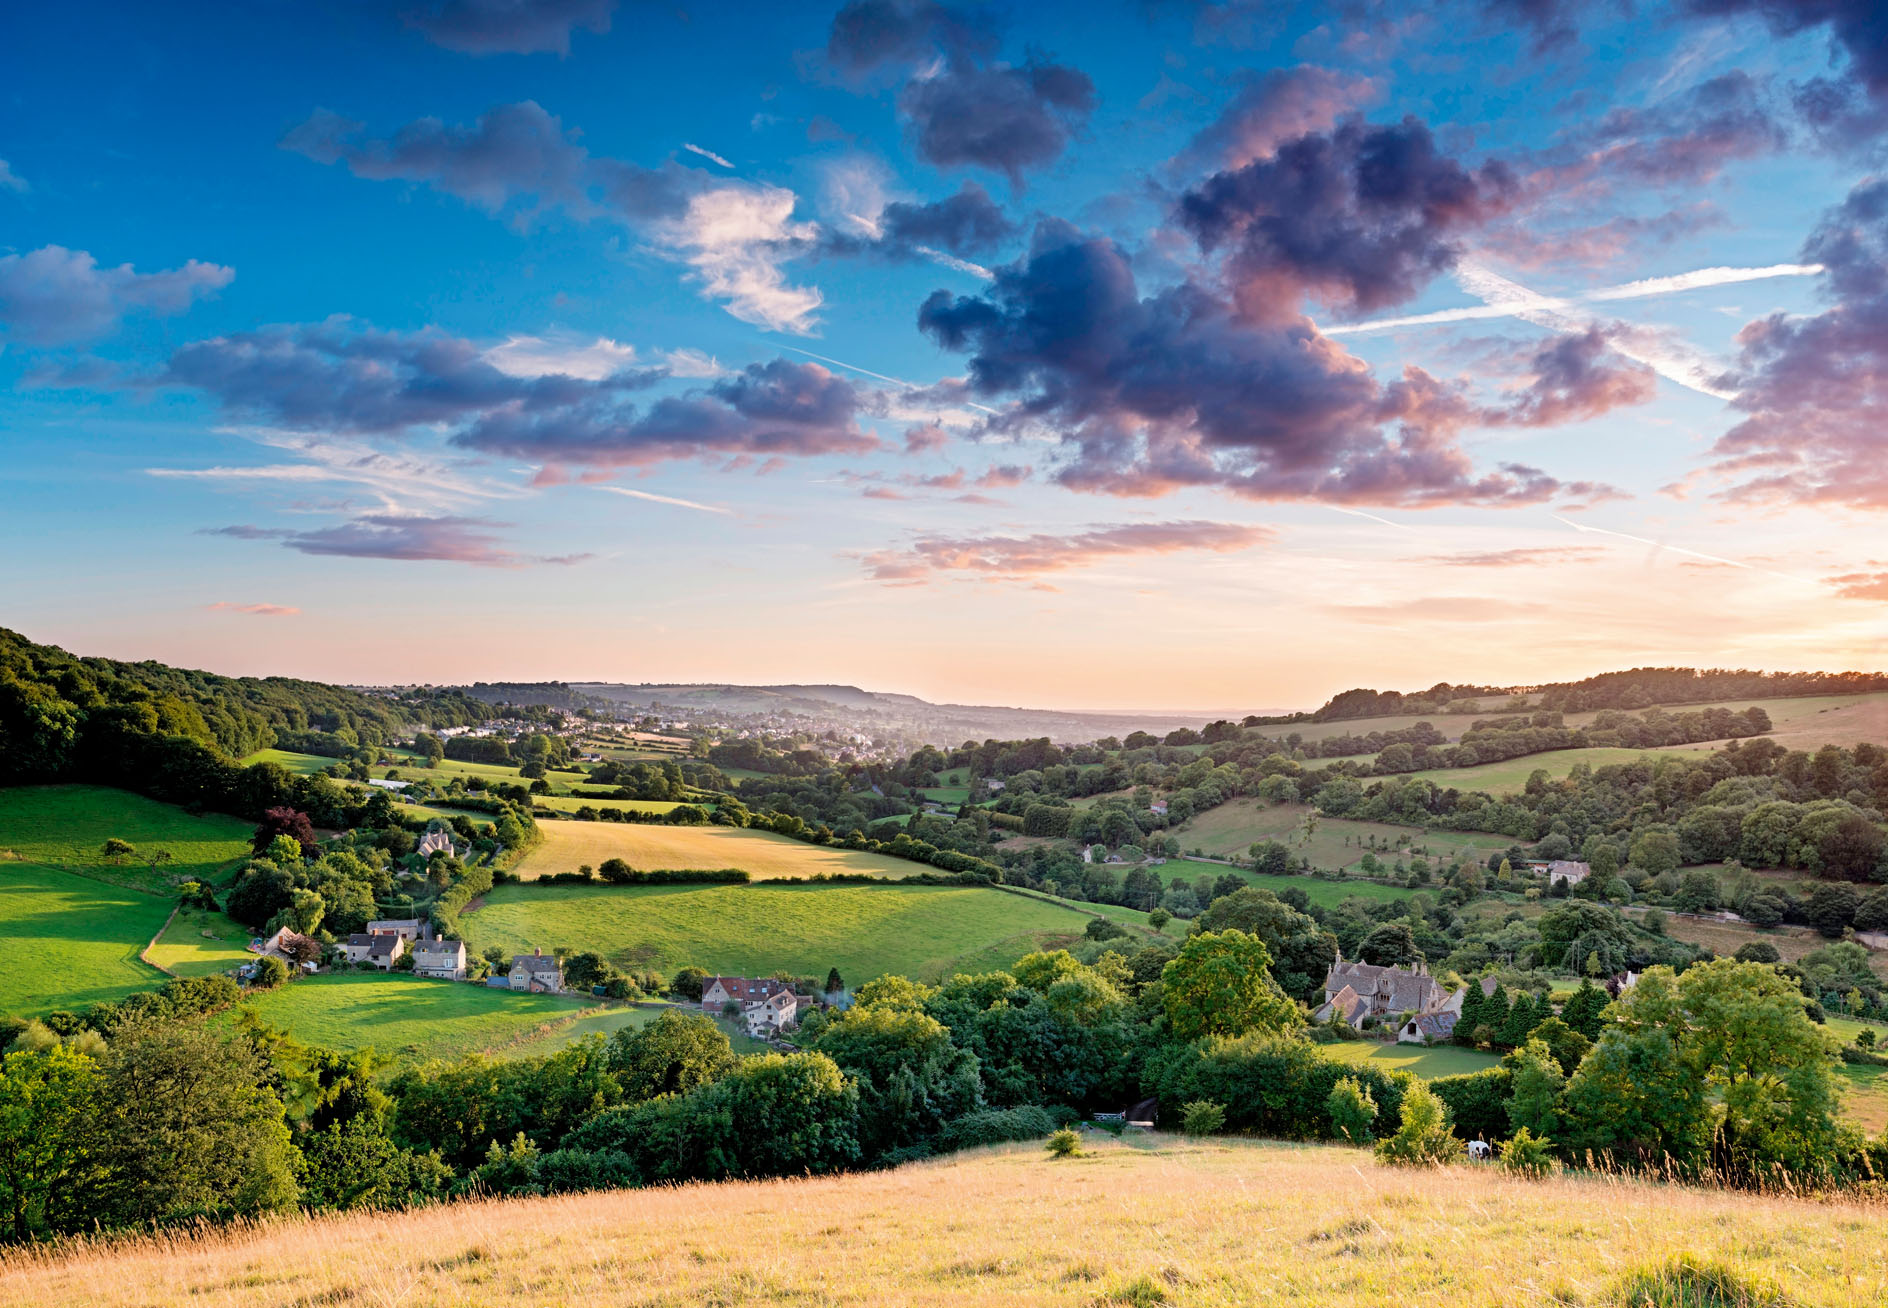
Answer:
(1552, 515, 1818, 586)
(1323, 262, 1821, 337)
(682, 143, 733, 169)
(595, 485, 732, 515)
(770, 342, 1003, 416)
(1326, 505, 1418, 532)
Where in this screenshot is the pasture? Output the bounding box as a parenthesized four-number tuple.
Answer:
(0, 863, 170, 1015)
(233, 972, 614, 1063)
(1164, 860, 1421, 910)
(1322, 1039, 1503, 1080)
(0, 785, 253, 892)
(237, 749, 339, 776)
(460, 882, 1098, 983)
(17, 1138, 1884, 1308)
(530, 794, 688, 817)
(1407, 746, 1713, 794)
(515, 820, 921, 881)
(145, 906, 255, 978)
(1178, 801, 1509, 870)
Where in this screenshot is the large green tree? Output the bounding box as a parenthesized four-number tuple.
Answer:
(1195, 887, 1338, 1003)
(1162, 931, 1300, 1042)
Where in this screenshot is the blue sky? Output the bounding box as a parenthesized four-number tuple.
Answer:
(3, 0, 1885, 709)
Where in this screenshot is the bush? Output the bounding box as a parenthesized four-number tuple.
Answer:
(1180, 1100, 1226, 1137)
(1325, 1076, 1377, 1144)
(1045, 1127, 1083, 1158)
(1609, 1255, 1792, 1308)
(937, 1106, 1058, 1153)
(252, 956, 290, 989)
(1497, 1126, 1559, 1179)
(1374, 1082, 1458, 1166)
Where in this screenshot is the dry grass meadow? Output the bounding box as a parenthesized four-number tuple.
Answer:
(4, 1137, 1883, 1308)
(514, 820, 919, 881)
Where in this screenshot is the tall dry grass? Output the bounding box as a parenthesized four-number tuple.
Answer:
(2, 1137, 1883, 1307)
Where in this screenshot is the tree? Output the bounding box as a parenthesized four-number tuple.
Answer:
(1629, 829, 1682, 878)
(1161, 931, 1300, 1042)
(1806, 882, 1860, 939)
(70, 1020, 300, 1231)
(1195, 887, 1339, 1003)
(608, 1010, 736, 1102)
(251, 807, 317, 858)
(1375, 1082, 1458, 1165)
(1147, 907, 1172, 931)
(825, 968, 845, 995)
(0, 1043, 100, 1240)
(1181, 1100, 1226, 1137)
(1733, 941, 1781, 965)
(598, 858, 635, 884)
(671, 966, 710, 1001)
(1326, 1075, 1378, 1144)
(563, 952, 614, 991)
(1504, 1038, 1565, 1139)
(1455, 981, 1485, 1045)
(1357, 922, 1422, 969)
(100, 837, 135, 865)
(815, 1006, 981, 1154)
(253, 956, 291, 989)
(1818, 813, 1884, 881)
(1497, 991, 1542, 1047)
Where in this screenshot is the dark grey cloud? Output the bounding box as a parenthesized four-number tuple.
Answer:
(824, 0, 1095, 185)
(401, 0, 617, 55)
(1493, 328, 1659, 428)
(822, 182, 1016, 260)
(1177, 116, 1519, 322)
(1182, 65, 1380, 171)
(917, 219, 1614, 507)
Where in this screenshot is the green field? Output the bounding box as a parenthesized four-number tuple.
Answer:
(1407, 746, 1718, 794)
(0, 785, 254, 892)
(1179, 801, 1509, 870)
(461, 882, 1098, 983)
(1160, 859, 1419, 909)
(517, 820, 921, 881)
(234, 972, 613, 1063)
(238, 749, 341, 776)
(145, 906, 255, 978)
(0, 862, 171, 1015)
(1323, 1039, 1503, 1080)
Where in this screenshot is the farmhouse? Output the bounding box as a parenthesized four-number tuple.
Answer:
(1543, 860, 1591, 887)
(702, 976, 802, 1036)
(366, 917, 433, 941)
(410, 938, 468, 981)
(1315, 958, 1466, 1042)
(343, 932, 406, 969)
(252, 926, 320, 968)
(510, 950, 564, 993)
(417, 828, 456, 860)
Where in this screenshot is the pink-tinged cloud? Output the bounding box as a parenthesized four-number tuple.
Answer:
(205, 601, 301, 616)
(1706, 179, 1888, 508)
(858, 519, 1273, 583)
(1417, 546, 1608, 567)
(0, 245, 233, 346)
(1827, 571, 1888, 600)
(1491, 328, 1659, 428)
(207, 514, 588, 568)
(1183, 65, 1380, 170)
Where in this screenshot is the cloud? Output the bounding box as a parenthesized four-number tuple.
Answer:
(1177, 116, 1519, 322)
(1417, 546, 1607, 567)
(1491, 327, 1659, 428)
(401, 0, 616, 55)
(653, 183, 823, 332)
(857, 519, 1273, 583)
(0, 159, 26, 193)
(161, 320, 872, 473)
(1535, 72, 1784, 195)
(206, 601, 300, 616)
(209, 512, 583, 567)
(1324, 595, 1555, 623)
(482, 331, 641, 380)
(1828, 570, 1888, 600)
(1479, 0, 1581, 55)
(1704, 178, 1888, 508)
(823, 181, 1015, 262)
(1182, 65, 1380, 171)
(825, 0, 1095, 186)
(683, 143, 734, 168)
(0, 245, 233, 346)
(593, 485, 732, 514)
(917, 219, 1607, 507)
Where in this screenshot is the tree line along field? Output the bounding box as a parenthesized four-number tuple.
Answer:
(10, 1136, 1883, 1308)
(459, 881, 1103, 984)
(514, 820, 921, 881)
(228, 972, 662, 1064)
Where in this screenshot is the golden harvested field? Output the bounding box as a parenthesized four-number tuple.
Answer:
(515, 820, 921, 881)
(6, 1138, 1883, 1308)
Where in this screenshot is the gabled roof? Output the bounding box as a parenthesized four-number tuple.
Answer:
(705, 976, 791, 1002)
(513, 953, 561, 974)
(412, 938, 464, 958)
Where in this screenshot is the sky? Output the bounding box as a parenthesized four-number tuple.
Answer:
(3, 0, 1887, 712)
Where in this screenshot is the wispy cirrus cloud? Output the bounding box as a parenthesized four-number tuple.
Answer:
(857, 519, 1273, 584)
(1417, 545, 1607, 567)
(205, 600, 301, 616)
(204, 513, 588, 567)
(682, 142, 733, 168)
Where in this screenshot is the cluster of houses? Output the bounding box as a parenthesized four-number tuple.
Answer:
(1314, 957, 1469, 1044)
(701, 975, 807, 1038)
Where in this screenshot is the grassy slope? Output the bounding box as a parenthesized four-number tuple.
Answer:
(460, 882, 1095, 983)
(1177, 801, 1509, 869)
(232, 972, 611, 1063)
(1406, 745, 1703, 793)
(0, 863, 171, 1015)
(237, 749, 338, 776)
(1162, 860, 1420, 909)
(10, 1138, 1883, 1308)
(1322, 1039, 1503, 1080)
(515, 821, 920, 881)
(0, 785, 253, 893)
(144, 906, 254, 978)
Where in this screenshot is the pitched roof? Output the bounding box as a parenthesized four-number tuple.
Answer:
(705, 976, 791, 1002)
(513, 953, 561, 974)
(412, 939, 464, 958)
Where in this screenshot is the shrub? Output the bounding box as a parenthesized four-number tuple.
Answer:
(252, 956, 290, 989)
(1045, 1127, 1083, 1158)
(1325, 1076, 1377, 1144)
(1609, 1254, 1793, 1307)
(1374, 1082, 1458, 1166)
(1180, 1100, 1226, 1137)
(1497, 1126, 1559, 1179)
(937, 1106, 1058, 1152)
